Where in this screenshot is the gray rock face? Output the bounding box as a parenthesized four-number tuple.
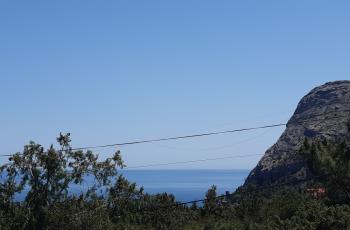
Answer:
(245, 81, 350, 186)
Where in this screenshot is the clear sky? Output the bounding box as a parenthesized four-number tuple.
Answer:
(0, 1, 349, 169)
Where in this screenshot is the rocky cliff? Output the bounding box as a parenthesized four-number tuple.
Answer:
(245, 80, 350, 186)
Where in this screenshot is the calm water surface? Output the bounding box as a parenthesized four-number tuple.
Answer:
(16, 170, 250, 202)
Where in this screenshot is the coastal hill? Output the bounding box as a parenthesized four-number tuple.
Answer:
(245, 80, 350, 186)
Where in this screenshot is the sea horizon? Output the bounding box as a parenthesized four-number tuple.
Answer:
(12, 169, 250, 202)
(116, 169, 251, 202)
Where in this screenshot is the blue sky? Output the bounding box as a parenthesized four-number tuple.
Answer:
(0, 1, 349, 169)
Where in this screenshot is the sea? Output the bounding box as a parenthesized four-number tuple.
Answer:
(15, 169, 250, 202)
(76, 169, 250, 202)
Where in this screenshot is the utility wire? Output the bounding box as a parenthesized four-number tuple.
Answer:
(145, 173, 330, 210)
(0, 123, 285, 157)
(154, 129, 272, 152)
(122, 153, 263, 169)
(69, 109, 350, 151)
(67, 173, 330, 219)
(70, 123, 286, 151)
(1, 108, 349, 158)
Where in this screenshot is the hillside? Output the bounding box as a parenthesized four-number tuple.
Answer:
(245, 80, 350, 186)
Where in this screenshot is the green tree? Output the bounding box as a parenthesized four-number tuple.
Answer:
(300, 136, 350, 204)
(0, 133, 124, 230)
(203, 185, 219, 216)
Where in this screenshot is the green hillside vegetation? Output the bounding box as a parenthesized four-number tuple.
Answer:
(1, 126, 350, 230)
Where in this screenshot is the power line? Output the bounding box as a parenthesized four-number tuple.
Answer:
(69, 109, 350, 151)
(70, 123, 286, 151)
(154, 128, 272, 152)
(122, 153, 263, 169)
(68, 173, 330, 219)
(1, 108, 349, 158)
(0, 123, 285, 158)
(147, 173, 330, 209)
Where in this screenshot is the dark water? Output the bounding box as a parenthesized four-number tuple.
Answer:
(15, 170, 250, 202)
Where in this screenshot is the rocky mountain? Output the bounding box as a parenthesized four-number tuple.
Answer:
(245, 80, 350, 186)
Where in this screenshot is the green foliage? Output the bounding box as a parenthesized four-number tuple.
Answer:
(0, 133, 124, 229)
(1, 132, 350, 229)
(300, 135, 350, 204)
(203, 185, 219, 216)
